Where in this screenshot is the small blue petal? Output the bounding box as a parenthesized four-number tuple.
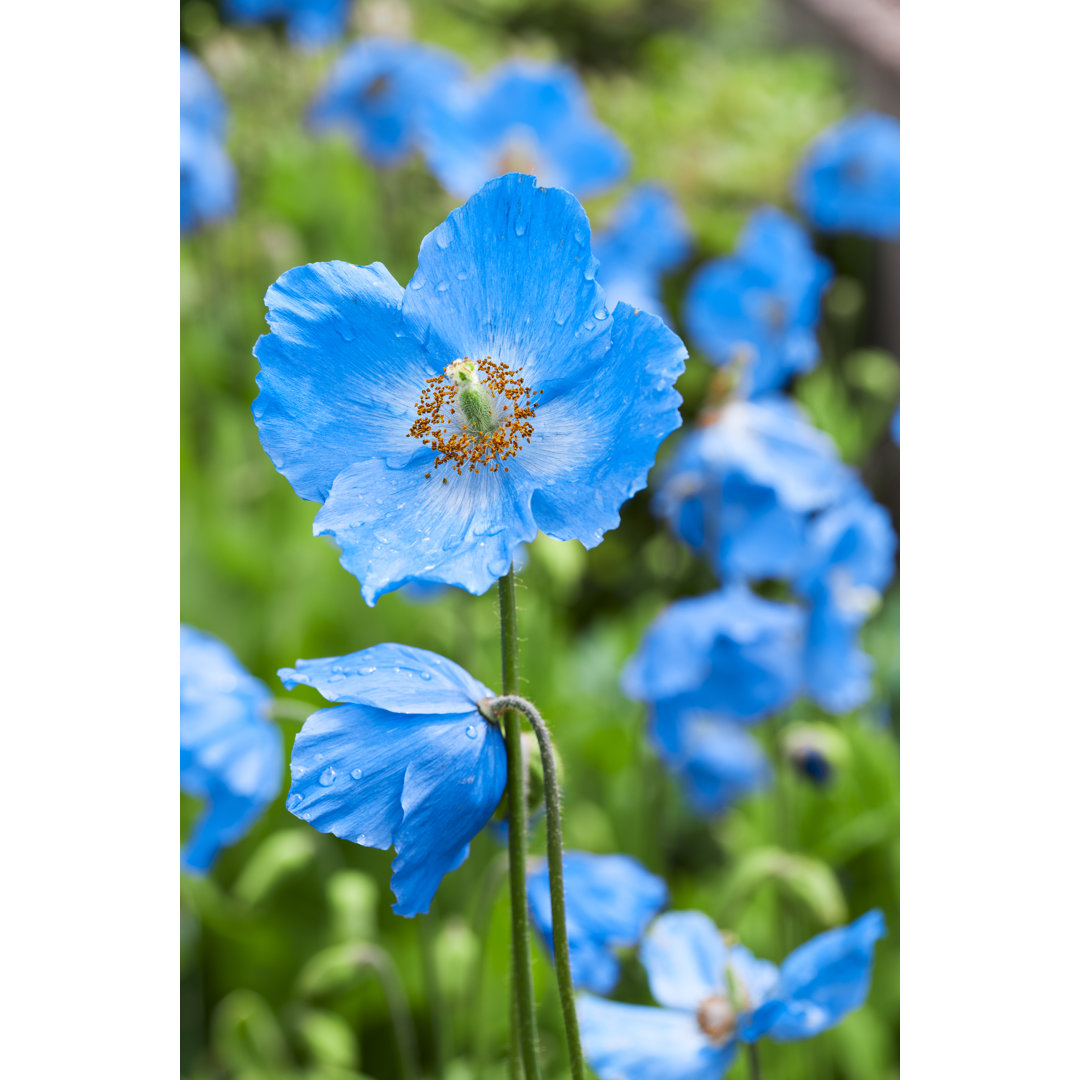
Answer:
(578, 995, 735, 1080)
(640, 910, 728, 1011)
(803, 604, 875, 714)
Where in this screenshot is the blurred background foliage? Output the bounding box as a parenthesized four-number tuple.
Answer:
(180, 0, 899, 1077)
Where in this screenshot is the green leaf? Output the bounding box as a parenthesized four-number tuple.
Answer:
(211, 989, 292, 1073)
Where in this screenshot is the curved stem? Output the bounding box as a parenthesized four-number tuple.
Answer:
(498, 570, 543, 1080)
(347, 946, 420, 1080)
(485, 694, 586, 1080)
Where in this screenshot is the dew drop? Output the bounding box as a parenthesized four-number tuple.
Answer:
(319, 767, 336, 787)
(358, 833, 368, 844)
(358, 666, 377, 676)
(514, 219, 527, 236)
(594, 307, 609, 320)
(287, 793, 303, 810)
(465, 724, 478, 739)
(419, 671, 432, 681)
(457, 270, 468, 281)
(350, 768, 363, 780)
(327, 673, 346, 683)
(436, 281, 449, 293)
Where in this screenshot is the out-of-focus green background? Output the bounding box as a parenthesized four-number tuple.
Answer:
(181, 1, 899, 1077)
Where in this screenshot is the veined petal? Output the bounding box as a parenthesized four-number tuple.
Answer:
(401, 174, 613, 404)
(641, 910, 728, 1011)
(314, 453, 538, 603)
(280, 643, 493, 714)
(286, 702, 507, 916)
(253, 260, 434, 503)
(578, 995, 735, 1080)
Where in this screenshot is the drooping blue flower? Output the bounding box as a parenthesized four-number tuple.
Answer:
(180, 625, 282, 873)
(578, 909, 885, 1079)
(253, 174, 685, 604)
(527, 851, 668, 994)
(280, 643, 507, 916)
(417, 60, 629, 199)
(654, 395, 854, 582)
(622, 585, 805, 723)
(651, 702, 771, 816)
(308, 37, 466, 167)
(794, 113, 900, 240)
(180, 49, 236, 233)
(797, 490, 896, 713)
(592, 185, 692, 323)
(223, 0, 350, 49)
(683, 208, 832, 397)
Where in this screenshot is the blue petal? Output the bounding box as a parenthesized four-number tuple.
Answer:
(577, 995, 735, 1080)
(287, 702, 507, 916)
(180, 122, 235, 233)
(180, 48, 227, 138)
(280, 643, 494, 714)
(527, 851, 668, 994)
(728, 945, 780, 1013)
(741, 910, 887, 1042)
(803, 604, 875, 714)
(253, 260, 434, 503)
(641, 910, 728, 1011)
(225, 0, 350, 49)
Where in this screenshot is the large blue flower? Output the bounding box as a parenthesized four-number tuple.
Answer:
(622, 585, 805, 722)
(527, 851, 668, 994)
(417, 60, 628, 199)
(309, 37, 466, 167)
(280, 643, 507, 916)
(253, 174, 686, 604)
(180, 625, 282, 873)
(654, 395, 854, 582)
(592, 185, 692, 323)
(223, 0, 350, 49)
(180, 49, 236, 233)
(651, 702, 771, 816)
(683, 208, 832, 397)
(794, 113, 900, 240)
(578, 909, 885, 1079)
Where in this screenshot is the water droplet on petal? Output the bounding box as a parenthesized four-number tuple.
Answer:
(287, 793, 303, 810)
(319, 767, 336, 787)
(465, 724, 477, 739)
(419, 671, 432, 681)
(358, 833, 367, 844)
(350, 768, 363, 780)
(327, 673, 346, 683)
(594, 307, 609, 320)
(514, 219, 527, 236)
(358, 666, 376, 676)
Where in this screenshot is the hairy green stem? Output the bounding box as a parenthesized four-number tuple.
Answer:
(486, 694, 585, 1080)
(418, 912, 448, 1079)
(498, 569, 543, 1080)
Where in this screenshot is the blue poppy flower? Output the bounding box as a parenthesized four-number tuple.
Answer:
(180, 49, 236, 233)
(651, 702, 771, 815)
(308, 37, 466, 167)
(253, 174, 686, 604)
(578, 909, 885, 1079)
(417, 60, 629, 199)
(794, 113, 900, 240)
(622, 585, 805, 723)
(180, 625, 282, 873)
(592, 185, 692, 323)
(223, 0, 350, 49)
(683, 208, 832, 397)
(280, 643, 507, 916)
(527, 851, 667, 994)
(654, 395, 854, 582)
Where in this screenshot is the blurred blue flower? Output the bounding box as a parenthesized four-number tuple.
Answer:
(224, 0, 350, 49)
(794, 113, 900, 240)
(683, 208, 832, 396)
(651, 702, 771, 815)
(578, 909, 885, 1079)
(891, 406, 900, 444)
(180, 625, 282, 873)
(280, 643, 507, 916)
(309, 37, 466, 167)
(417, 60, 629, 199)
(527, 851, 667, 994)
(180, 49, 236, 233)
(655, 395, 854, 582)
(254, 174, 685, 604)
(622, 585, 805, 722)
(592, 185, 692, 323)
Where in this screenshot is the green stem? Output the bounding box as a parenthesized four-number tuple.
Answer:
(748, 1043, 762, 1080)
(418, 911, 448, 1079)
(486, 695, 585, 1080)
(498, 569, 543, 1080)
(346, 946, 419, 1080)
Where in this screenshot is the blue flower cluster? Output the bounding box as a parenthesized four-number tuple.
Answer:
(180, 626, 282, 872)
(578, 908, 886, 1079)
(180, 49, 236, 233)
(224, 0, 351, 50)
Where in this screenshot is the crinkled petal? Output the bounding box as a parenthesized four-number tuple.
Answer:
(577, 995, 735, 1080)
(253, 260, 434, 503)
(314, 453, 537, 603)
(641, 910, 728, 1011)
(742, 910, 886, 1042)
(286, 703, 507, 916)
(280, 643, 494, 713)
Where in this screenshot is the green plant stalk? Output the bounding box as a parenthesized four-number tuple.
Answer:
(418, 911, 448, 1080)
(345, 946, 419, 1080)
(748, 1042, 762, 1080)
(487, 695, 585, 1080)
(468, 853, 509, 1074)
(498, 569, 543, 1080)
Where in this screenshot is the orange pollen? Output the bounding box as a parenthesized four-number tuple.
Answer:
(408, 356, 541, 476)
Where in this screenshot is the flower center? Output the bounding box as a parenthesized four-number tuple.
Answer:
(696, 994, 737, 1043)
(409, 356, 540, 476)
